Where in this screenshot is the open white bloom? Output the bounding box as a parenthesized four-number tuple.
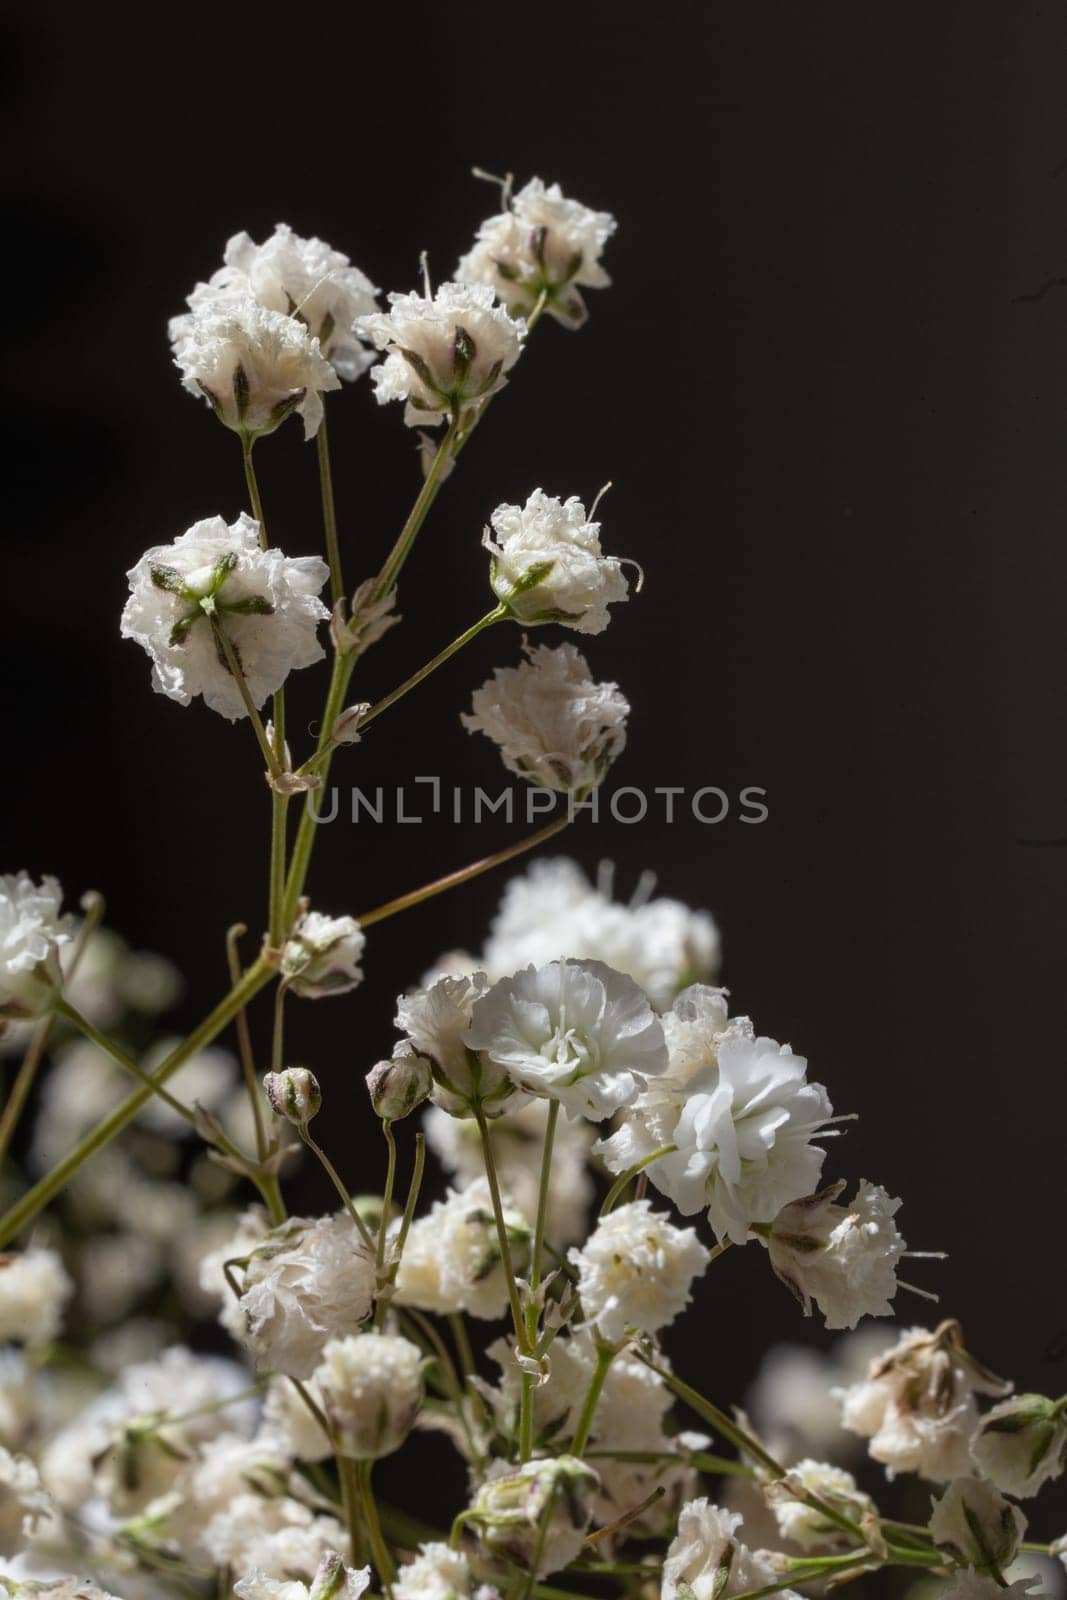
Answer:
(569, 1200, 709, 1343)
(971, 1394, 1067, 1498)
(393, 1179, 531, 1320)
(0, 1447, 54, 1557)
(465, 959, 668, 1121)
(462, 642, 628, 793)
(280, 912, 365, 999)
(467, 1456, 599, 1578)
(313, 1333, 424, 1460)
(205, 1497, 348, 1583)
(424, 1097, 594, 1246)
(169, 291, 340, 438)
(121, 513, 329, 721)
(766, 1459, 874, 1551)
(185, 224, 379, 380)
(393, 1543, 491, 1600)
(356, 282, 524, 426)
(486, 491, 630, 634)
(663, 1499, 800, 1600)
(480, 859, 720, 1011)
(759, 1180, 909, 1329)
(395, 972, 517, 1115)
(457, 178, 616, 328)
(226, 1213, 376, 1378)
(628, 1026, 834, 1246)
(235, 1550, 371, 1600)
(837, 1321, 1011, 1482)
(930, 1475, 1026, 1574)
(0, 874, 73, 1020)
(0, 1249, 72, 1345)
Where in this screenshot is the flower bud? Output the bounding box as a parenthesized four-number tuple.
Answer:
(928, 1475, 1026, 1574)
(264, 1067, 322, 1127)
(971, 1394, 1067, 1498)
(331, 704, 371, 745)
(465, 1455, 599, 1579)
(314, 1333, 424, 1460)
(365, 1049, 433, 1122)
(308, 1551, 367, 1600)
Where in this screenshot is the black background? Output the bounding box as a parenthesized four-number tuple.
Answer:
(3, 0, 1067, 1549)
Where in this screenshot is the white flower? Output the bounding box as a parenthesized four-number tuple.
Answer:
(0, 1582, 125, 1600)
(262, 1376, 333, 1465)
(465, 959, 668, 1122)
(457, 178, 615, 328)
(226, 1213, 376, 1378)
(235, 1551, 371, 1600)
(0, 874, 73, 1019)
(280, 913, 365, 999)
(0, 1249, 72, 1345)
(0, 1446, 55, 1557)
(759, 1180, 909, 1329)
(940, 1579, 1043, 1600)
(568, 1200, 709, 1343)
(745, 1329, 901, 1463)
(466, 1455, 598, 1577)
(836, 1321, 1011, 1482)
(169, 291, 340, 438)
(462, 642, 628, 793)
(204, 1497, 347, 1583)
(971, 1394, 1067, 1498)
(355, 282, 524, 426)
(424, 1097, 595, 1246)
(663, 1499, 800, 1600)
(313, 1333, 424, 1460)
(393, 1543, 490, 1600)
(393, 1179, 530, 1321)
(485, 490, 630, 634)
(625, 1023, 835, 1246)
(395, 972, 517, 1115)
(486, 1328, 674, 1453)
(766, 1459, 874, 1551)
(929, 1475, 1026, 1574)
(185, 223, 379, 380)
(121, 513, 329, 721)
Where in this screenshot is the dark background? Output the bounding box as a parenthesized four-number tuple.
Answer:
(3, 0, 1066, 1545)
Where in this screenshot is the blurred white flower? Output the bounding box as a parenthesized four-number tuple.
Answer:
(121, 513, 329, 721)
(766, 1458, 874, 1551)
(663, 1498, 800, 1600)
(235, 1550, 370, 1600)
(971, 1394, 1067, 1498)
(313, 1333, 424, 1460)
(457, 177, 615, 328)
(280, 913, 365, 999)
(170, 292, 340, 439)
(393, 1543, 492, 1600)
(393, 1179, 530, 1321)
(0, 1249, 72, 1346)
(760, 1180, 910, 1330)
(465, 958, 668, 1121)
(929, 1474, 1025, 1575)
(0, 873, 73, 1019)
(204, 1496, 347, 1584)
(184, 223, 379, 380)
(466, 1455, 598, 1578)
(568, 1199, 709, 1343)
(0, 1445, 55, 1557)
(486, 490, 630, 634)
(462, 642, 628, 793)
(356, 283, 524, 426)
(395, 972, 517, 1116)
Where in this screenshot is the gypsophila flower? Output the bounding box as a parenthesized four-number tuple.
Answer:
(465, 1456, 599, 1578)
(395, 972, 518, 1115)
(0, 1249, 72, 1346)
(169, 291, 340, 439)
(765, 1459, 875, 1551)
(280, 913, 365, 999)
(355, 282, 524, 427)
(465, 958, 668, 1122)
(929, 1475, 1026, 1575)
(758, 1180, 910, 1330)
(204, 1497, 348, 1584)
(121, 513, 329, 721)
(457, 178, 616, 328)
(624, 1025, 835, 1247)
(462, 642, 628, 793)
(485, 490, 630, 634)
(365, 1050, 433, 1122)
(393, 1543, 495, 1600)
(264, 1068, 322, 1126)
(568, 1200, 709, 1343)
(745, 1329, 900, 1463)
(663, 1499, 801, 1600)
(184, 223, 379, 380)
(0, 874, 74, 1020)
(235, 1550, 371, 1600)
(0, 1446, 55, 1557)
(393, 1179, 531, 1321)
(971, 1394, 1067, 1498)
(0, 1581, 126, 1600)
(837, 1321, 1011, 1482)
(313, 1333, 424, 1460)
(939, 1579, 1043, 1600)
(224, 1213, 375, 1379)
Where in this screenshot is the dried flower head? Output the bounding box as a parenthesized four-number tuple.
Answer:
(486, 490, 631, 634)
(758, 1179, 911, 1330)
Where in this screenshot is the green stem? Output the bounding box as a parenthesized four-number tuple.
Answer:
(357, 814, 571, 930)
(376, 1132, 426, 1327)
(55, 1002, 203, 1131)
(316, 408, 344, 605)
(373, 417, 459, 602)
(337, 1452, 366, 1570)
(519, 1099, 559, 1460)
(282, 648, 356, 927)
(299, 1128, 378, 1252)
(377, 1121, 397, 1277)
(209, 618, 281, 777)
(474, 1104, 527, 1351)
(271, 981, 287, 1076)
(242, 435, 267, 545)
(358, 607, 505, 731)
(269, 694, 290, 946)
(599, 1144, 676, 1216)
(0, 958, 273, 1246)
(571, 1343, 616, 1457)
(357, 1459, 396, 1594)
(226, 924, 268, 1165)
